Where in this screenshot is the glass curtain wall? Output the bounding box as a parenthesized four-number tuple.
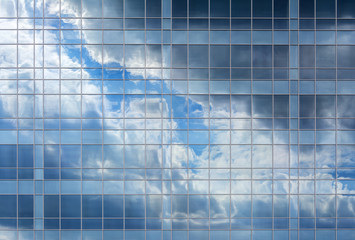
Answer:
(0, 0, 355, 239)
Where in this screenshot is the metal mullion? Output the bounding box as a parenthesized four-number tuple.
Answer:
(41, 0, 45, 238)
(122, 0, 126, 237)
(32, 1, 36, 239)
(186, 0, 190, 238)
(16, 0, 19, 238)
(58, 0, 62, 236)
(208, 0, 211, 238)
(335, 0, 338, 239)
(169, 1, 173, 238)
(144, 0, 147, 238)
(101, 0, 104, 237)
(288, 1, 292, 239)
(80, 0, 83, 239)
(160, 1, 164, 239)
(229, 0, 232, 238)
(250, 0, 254, 238)
(313, 1, 317, 239)
(271, 0, 275, 238)
(297, 1, 300, 238)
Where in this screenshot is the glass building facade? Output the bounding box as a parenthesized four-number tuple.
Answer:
(1, 0, 355, 239)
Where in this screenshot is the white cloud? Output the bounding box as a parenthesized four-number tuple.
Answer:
(0, 0, 17, 17)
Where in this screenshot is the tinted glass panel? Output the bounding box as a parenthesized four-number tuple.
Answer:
(0, 145, 16, 167)
(274, 0, 289, 17)
(338, 0, 355, 18)
(190, 0, 208, 17)
(146, 0, 161, 17)
(253, 0, 272, 17)
(172, 0, 187, 17)
(232, 0, 251, 17)
(317, 0, 335, 18)
(211, 0, 230, 17)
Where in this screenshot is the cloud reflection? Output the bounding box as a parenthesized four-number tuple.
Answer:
(0, 0, 353, 233)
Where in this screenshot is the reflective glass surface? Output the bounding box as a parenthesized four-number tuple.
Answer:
(0, 0, 355, 239)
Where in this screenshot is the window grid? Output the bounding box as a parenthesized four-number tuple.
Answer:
(0, 0, 354, 240)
